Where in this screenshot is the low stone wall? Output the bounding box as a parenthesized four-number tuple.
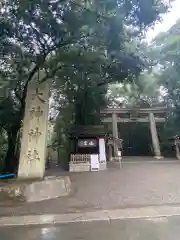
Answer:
(0, 176, 71, 203)
(69, 163, 90, 172)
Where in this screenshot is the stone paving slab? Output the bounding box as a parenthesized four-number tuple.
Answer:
(2, 204, 180, 226)
(2, 216, 180, 240)
(1, 162, 180, 217)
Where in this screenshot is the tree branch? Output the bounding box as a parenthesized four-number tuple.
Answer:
(20, 55, 47, 108)
(48, 33, 92, 54)
(72, 1, 109, 21)
(14, 89, 21, 101)
(30, 23, 47, 53)
(39, 63, 67, 83)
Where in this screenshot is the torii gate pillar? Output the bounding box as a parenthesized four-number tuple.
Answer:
(112, 113, 119, 157)
(149, 112, 163, 159)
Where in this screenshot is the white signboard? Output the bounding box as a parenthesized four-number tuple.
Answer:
(90, 154, 99, 170)
(99, 138, 106, 163)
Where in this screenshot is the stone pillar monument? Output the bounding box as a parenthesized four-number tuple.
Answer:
(112, 113, 119, 157)
(149, 112, 162, 159)
(18, 81, 49, 179)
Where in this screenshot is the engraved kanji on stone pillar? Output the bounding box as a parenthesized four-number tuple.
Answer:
(25, 149, 40, 164)
(29, 106, 43, 122)
(32, 87, 46, 103)
(18, 81, 49, 179)
(28, 127, 42, 143)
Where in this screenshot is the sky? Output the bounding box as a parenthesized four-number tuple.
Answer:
(146, 0, 180, 41)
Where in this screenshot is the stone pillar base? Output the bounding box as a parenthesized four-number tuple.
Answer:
(0, 176, 71, 203)
(154, 156, 164, 160)
(99, 162, 107, 171)
(111, 156, 122, 162)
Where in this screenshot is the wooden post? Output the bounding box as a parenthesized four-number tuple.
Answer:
(149, 112, 162, 159)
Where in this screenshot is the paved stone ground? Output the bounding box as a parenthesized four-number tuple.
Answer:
(0, 160, 180, 217)
(1, 216, 180, 240)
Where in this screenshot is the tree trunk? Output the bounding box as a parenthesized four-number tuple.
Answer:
(3, 126, 20, 174)
(2, 82, 27, 174)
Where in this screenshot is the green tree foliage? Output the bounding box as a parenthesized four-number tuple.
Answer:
(150, 19, 180, 135)
(108, 71, 162, 107)
(0, 0, 173, 171)
(0, 0, 173, 91)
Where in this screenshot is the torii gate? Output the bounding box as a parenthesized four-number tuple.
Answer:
(100, 107, 167, 160)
